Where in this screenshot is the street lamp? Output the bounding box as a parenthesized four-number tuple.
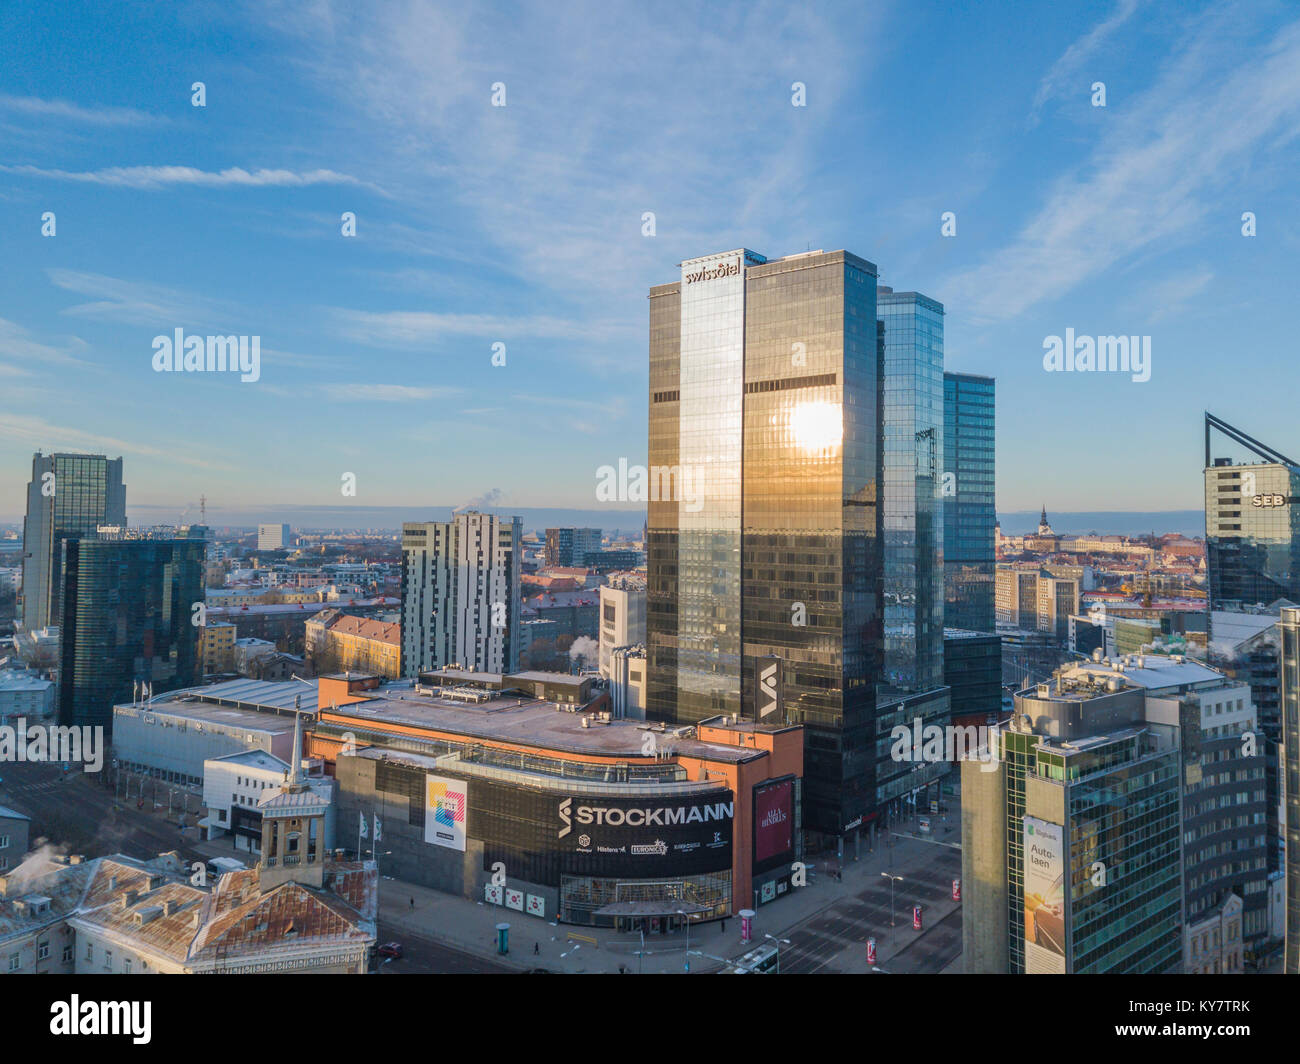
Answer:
(677, 910, 692, 972)
(881, 872, 903, 928)
(764, 933, 792, 974)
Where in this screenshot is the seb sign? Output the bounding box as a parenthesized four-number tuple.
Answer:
(1251, 494, 1287, 508)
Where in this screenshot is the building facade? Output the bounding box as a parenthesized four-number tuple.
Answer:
(401, 512, 522, 676)
(544, 527, 601, 568)
(943, 372, 996, 632)
(19, 452, 126, 631)
(58, 526, 206, 731)
(963, 665, 1184, 973)
(598, 584, 646, 678)
(646, 248, 884, 840)
(257, 523, 292, 551)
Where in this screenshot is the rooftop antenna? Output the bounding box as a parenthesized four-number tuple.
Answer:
(200, 495, 207, 524)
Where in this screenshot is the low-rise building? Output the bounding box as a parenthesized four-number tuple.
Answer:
(200, 621, 237, 675)
(111, 680, 306, 786)
(305, 609, 401, 679)
(0, 805, 31, 874)
(0, 673, 56, 724)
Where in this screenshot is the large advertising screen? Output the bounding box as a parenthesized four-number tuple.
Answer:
(425, 774, 468, 851)
(1022, 816, 1066, 974)
(752, 777, 795, 872)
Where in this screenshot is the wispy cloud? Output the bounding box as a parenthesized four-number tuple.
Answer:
(0, 93, 163, 127)
(1132, 267, 1214, 323)
(1, 164, 381, 193)
(0, 413, 234, 471)
(275, 2, 868, 303)
(944, 15, 1300, 323)
(1030, 0, 1141, 124)
(333, 308, 634, 347)
(0, 317, 92, 367)
(46, 269, 227, 326)
(319, 383, 459, 401)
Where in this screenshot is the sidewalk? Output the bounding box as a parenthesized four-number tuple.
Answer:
(366, 807, 963, 974)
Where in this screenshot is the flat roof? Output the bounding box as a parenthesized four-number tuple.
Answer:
(116, 699, 295, 735)
(325, 687, 766, 764)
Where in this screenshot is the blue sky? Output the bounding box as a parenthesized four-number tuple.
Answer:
(2, 0, 1299, 524)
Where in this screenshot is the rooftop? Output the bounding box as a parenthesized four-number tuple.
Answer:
(325, 684, 767, 764)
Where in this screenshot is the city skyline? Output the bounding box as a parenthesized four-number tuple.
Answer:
(5, 2, 1300, 519)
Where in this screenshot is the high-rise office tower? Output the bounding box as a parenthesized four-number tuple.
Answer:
(943, 372, 996, 632)
(20, 452, 126, 631)
(1280, 606, 1300, 973)
(401, 511, 522, 675)
(873, 286, 951, 820)
(544, 527, 601, 568)
(1204, 412, 1300, 613)
(58, 526, 206, 730)
(963, 660, 1184, 974)
(877, 287, 945, 693)
(647, 248, 884, 842)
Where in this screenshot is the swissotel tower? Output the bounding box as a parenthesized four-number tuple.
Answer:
(647, 249, 947, 843)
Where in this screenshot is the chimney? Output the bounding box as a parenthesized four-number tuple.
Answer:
(120, 889, 139, 909)
(163, 900, 181, 916)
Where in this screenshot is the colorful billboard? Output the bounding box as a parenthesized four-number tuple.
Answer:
(425, 774, 468, 851)
(753, 777, 795, 871)
(1023, 816, 1066, 974)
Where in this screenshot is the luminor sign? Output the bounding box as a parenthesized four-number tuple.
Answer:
(683, 258, 741, 284)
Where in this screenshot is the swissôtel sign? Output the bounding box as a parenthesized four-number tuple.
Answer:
(683, 258, 742, 284)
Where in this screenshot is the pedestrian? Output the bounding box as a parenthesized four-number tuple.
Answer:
(720, 920, 726, 933)
(534, 942, 540, 955)
(409, 896, 415, 910)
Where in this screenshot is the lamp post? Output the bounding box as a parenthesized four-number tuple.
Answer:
(881, 872, 903, 928)
(764, 933, 792, 974)
(677, 910, 691, 972)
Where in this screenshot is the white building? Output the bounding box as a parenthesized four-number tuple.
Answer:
(202, 747, 336, 855)
(257, 523, 292, 550)
(598, 584, 646, 678)
(401, 511, 522, 675)
(235, 637, 277, 674)
(608, 644, 647, 720)
(0, 673, 56, 724)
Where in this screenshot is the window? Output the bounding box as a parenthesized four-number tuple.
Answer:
(85, 942, 94, 962)
(124, 959, 132, 974)
(8, 953, 19, 971)
(104, 949, 112, 970)
(38, 941, 49, 960)
(0, 835, 8, 848)
(62, 945, 73, 964)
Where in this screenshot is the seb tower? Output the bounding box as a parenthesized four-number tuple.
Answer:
(646, 248, 887, 843)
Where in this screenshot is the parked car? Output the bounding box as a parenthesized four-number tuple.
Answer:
(377, 942, 403, 960)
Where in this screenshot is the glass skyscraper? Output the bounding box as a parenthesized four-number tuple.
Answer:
(647, 249, 884, 839)
(1204, 413, 1300, 612)
(877, 288, 944, 693)
(58, 526, 206, 730)
(943, 372, 996, 632)
(20, 452, 127, 631)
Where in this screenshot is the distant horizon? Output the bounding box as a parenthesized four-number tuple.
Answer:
(0, 505, 1207, 540)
